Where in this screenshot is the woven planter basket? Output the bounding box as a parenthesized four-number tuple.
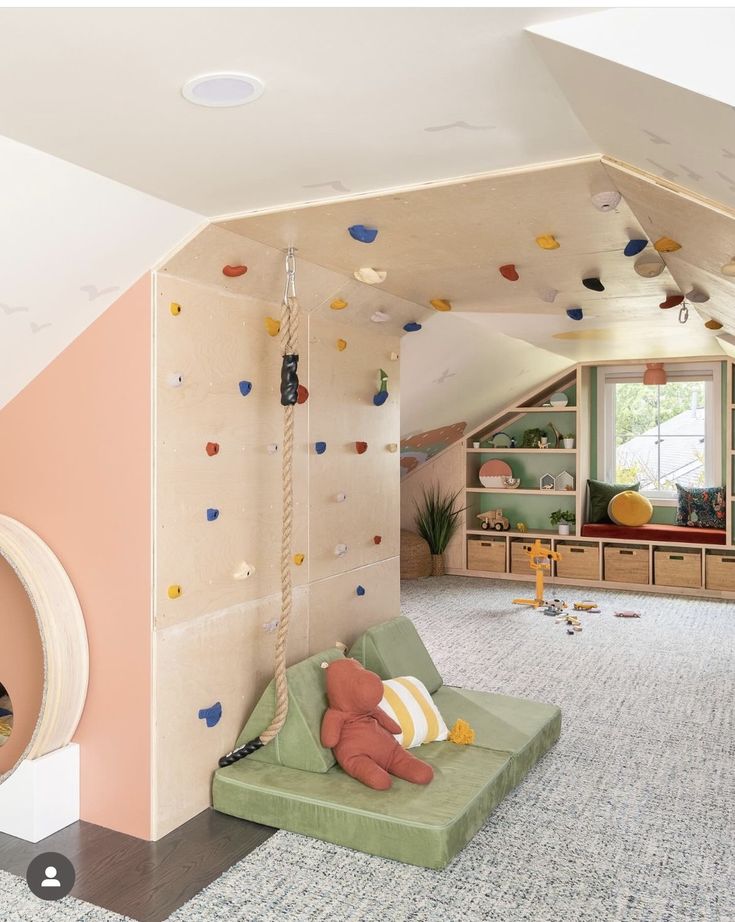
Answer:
(400, 529, 432, 579)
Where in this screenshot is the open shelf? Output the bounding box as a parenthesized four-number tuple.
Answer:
(509, 406, 577, 413)
(467, 488, 576, 496)
(465, 448, 576, 454)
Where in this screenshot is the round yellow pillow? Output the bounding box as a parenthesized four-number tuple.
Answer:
(608, 490, 653, 527)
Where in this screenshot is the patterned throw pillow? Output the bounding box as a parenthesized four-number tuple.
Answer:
(378, 676, 448, 749)
(675, 485, 726, 529)
(587, 479, 641, 523)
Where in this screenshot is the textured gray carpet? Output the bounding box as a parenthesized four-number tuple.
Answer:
(1, 577, 733, 921)
(0, 867, 129, 920)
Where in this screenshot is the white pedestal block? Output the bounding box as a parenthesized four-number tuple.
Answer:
(0, 743, 80, 842)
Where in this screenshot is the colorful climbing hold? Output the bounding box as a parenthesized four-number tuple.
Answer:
(355, 441, 368, 454)
(403, 322, 422, 333)
(335, 544, 348, 557)
(624, 239, 648, 257)
(348, 225, 378, 244)
(206, 508, 220, 522)
(635, 254, 665, 278)
(336, 338, 347, 351)
(582, 277, 605, 292)
(233, 561, 254, 580)
(167, 373, 183, 387)
(654, 237, 681, 253)
(659, 294, 684, 310)
(373, 536, 382, 545)
(297, 384, 309, 404)
(540, 288, 558, 304)
(222, 265, 248, 277)
(331, 298, 348, 310)
(315, 441, 327, 454)
(238, 380, 252, 396)
(354, 267, 387, 284)
(198, 702, 222, 728)
(167, 584, 182, 599)
(535, 234, 560, 250)
(386, 443, 398, 452)
(371, 311, 390, 323)
(499, 264, 519, 282)
(686, 289, 710, 303)
(293, 553, 305, 566)
(265, 316, 281, 337)
(430, 299, 452, 312)
(590, 191, 621, 212)
(170, 302, 182, 316)
(373, 369, 389, 406)
(705, 319, 723, 330)
(566, 308, 584, 321)
(206, 442, 220, 456)
(356, 585, 366, 597)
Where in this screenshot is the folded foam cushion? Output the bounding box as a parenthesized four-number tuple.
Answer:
(608, 490, 653, 527)
(349, 616, 443, 694)
(587, 478, 640, 523)
(379, 676, 448, 748)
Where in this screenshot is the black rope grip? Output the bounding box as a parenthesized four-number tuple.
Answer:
(280, 353, 299, 406)
(218, 737, 265, 768)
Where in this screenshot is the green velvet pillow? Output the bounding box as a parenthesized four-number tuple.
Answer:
(349, 616, 443, 694)
(587, 478, 640, 524)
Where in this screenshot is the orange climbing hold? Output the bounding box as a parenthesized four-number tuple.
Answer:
(336, 338, 347, 351)
(331, 298, 348, 310)
(297, 384, 309, 404)
(499, 264, 519, 281)
(654, 237, 681, 253)
(170, 302, 182, 316)
(355, 441, 368, 454)
(293, 554, 305, 566)
(264, 317, 281, 337)
(430, 299, 452, 312)
(206, 442, 220, 456)
(705, 319, 723, 330)
(222, 265, 248, 277)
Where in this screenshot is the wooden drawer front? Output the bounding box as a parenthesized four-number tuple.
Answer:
(604, 545, 649, 584)
(556, 544, 599, 581)
(654, 550, 701, 589)
(510, 539, 551, 574)
(705, 553, 735, 591)
(467, 538, 506, 572)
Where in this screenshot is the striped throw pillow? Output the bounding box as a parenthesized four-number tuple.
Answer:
(378, 676, 448, 749)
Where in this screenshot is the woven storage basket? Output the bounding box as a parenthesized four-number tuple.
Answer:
(400, 529, 432, 579)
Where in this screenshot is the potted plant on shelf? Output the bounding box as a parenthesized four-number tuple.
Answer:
(550, 509, 576, 536)
(563, 433, 575, 449)
(414, 485, 465, 577)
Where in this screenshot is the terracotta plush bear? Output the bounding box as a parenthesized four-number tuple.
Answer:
(320, 658, 433, 790)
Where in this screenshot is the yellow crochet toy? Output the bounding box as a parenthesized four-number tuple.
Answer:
(448, 719, 476, 746)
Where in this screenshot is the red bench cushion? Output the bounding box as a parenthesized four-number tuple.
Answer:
(581, 523, 727, 546)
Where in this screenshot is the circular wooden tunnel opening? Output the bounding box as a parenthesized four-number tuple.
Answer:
(0, 682, 13, 747)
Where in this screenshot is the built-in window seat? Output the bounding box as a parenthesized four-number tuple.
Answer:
(580, 523, 727, 546)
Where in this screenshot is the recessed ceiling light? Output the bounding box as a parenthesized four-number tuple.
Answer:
(182, 73, 264, 108)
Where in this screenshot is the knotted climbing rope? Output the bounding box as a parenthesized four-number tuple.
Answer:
(219, 248, 299, 768)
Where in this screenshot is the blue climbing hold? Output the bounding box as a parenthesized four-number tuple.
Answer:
(198, 702, 222, 728)
(238, 380, 252, 396)
(566, 308, 584, 321)
(624, 239, 648, 257)
(356, 585, 366, 596)
(348, 224, 378, 244)
(373, 391, 389, 407)
(315, 441, 327, 454)
(206, 508, 220, 521)
(403, 322, 422, 333)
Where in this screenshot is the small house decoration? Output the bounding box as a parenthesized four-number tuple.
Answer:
(554, 470, 575, 492)
(540, 473, 555, 491)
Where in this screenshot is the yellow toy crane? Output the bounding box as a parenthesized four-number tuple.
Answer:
(512, 539, 561, 608)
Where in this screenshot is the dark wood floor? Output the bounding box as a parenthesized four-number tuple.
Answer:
(0, 808, 274, 921)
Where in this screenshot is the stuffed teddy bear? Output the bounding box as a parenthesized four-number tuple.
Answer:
(320, 657, 433, 790)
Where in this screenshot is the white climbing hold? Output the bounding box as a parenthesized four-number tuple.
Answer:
(389, 351, 399, 361)
(267, 443, 279, 454)
(634, 254, 665, 278)
(355, 267, 387, 285)
(590, 191, 621, 212)
(540, 289, 559, 304)
(370, 311, 390, 323)
(387, 443, 398, 452)
(335, 543, 349, 557)
(336, 492, 347, 502)
(233, 561, 255, 580)
(167, 373, 184, 387)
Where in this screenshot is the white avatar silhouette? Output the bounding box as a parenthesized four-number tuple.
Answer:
(41, 866, 61, 888)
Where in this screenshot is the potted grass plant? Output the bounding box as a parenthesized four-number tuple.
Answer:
(563, 432, 575, 449)
(550, 508, 576, 536)
(414, 485, 465, 577)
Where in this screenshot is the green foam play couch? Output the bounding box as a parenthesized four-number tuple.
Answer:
(213, 617, 561, 868)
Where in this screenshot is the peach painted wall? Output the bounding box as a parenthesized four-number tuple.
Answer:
(0, 276, 152, 838)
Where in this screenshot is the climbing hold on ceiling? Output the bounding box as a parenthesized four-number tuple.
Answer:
(206, 508, 220, 522)
(535, 234, 560, 250)
(624, 239, 648, 257)
(354, 267, 387, 284)
(348, 225, 378, 244)
(293, 553, 305, 566)
(373, 535, 382, 545)
(654, 237, 681, 253)
(635, 254, 665, 277)
(167, 373, 183, 388)
(659, 294, 684, 310)
(222, 265, 248, 277)
(314, 441, 327, 454)
(170, 302, 182, 316)
(335, 544, 348, 557)
(355, 441, 368, 454)
(167, 585, 182, 599)
(336, 492, 347, 502)
(686, 288, 709, 303)
(371, 311, 390, 323)
(373, 369, 389, 406)
(198, 702, 222, 728)
(233, 561, 255, 580)
(356, 585, 366, 597)
(386, 443, 398, 452)
(590, 191, 621, 212)
(566, 308, 584, 321)
(331, 298, 348, 310)
(238, 380, 252, 396)
(403, 322, 422, 333)
(499, 264, 519, 281)
(205, 442, 220, 456)
(721, 258, 735, 277)
(705, 319, 723, 330)
(297, 384, 309, 404)
(336, 338, 347, 351)
(265, 316, 281, 336)
(582, 277, 605, 292)
(430, 299, 452, 312)
(540, 288, 558, 303)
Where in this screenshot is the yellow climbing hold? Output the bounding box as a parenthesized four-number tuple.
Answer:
(535, 234, 560, 250)
(264, 316, 281, 337)
(331, 298, 348, 310)
(448, 719, 476, 745)
(170, 302, 182, 316)
(293, 553, 305, 566)
(336, 338, 347, 351)
(167, 584, 182, 599)
(654, 237, 682, 253)
(430, 299, 452, 312)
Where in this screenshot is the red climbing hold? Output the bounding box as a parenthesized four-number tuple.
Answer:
(355, 441, 368, 454)
(373, 535, 382, 545)
(297, 384, 309, 404)
(222, 265, 248, 278)
(659, 294, 684, 309)
(206, 442, 220, 456)
(499, 264, 519, 282)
